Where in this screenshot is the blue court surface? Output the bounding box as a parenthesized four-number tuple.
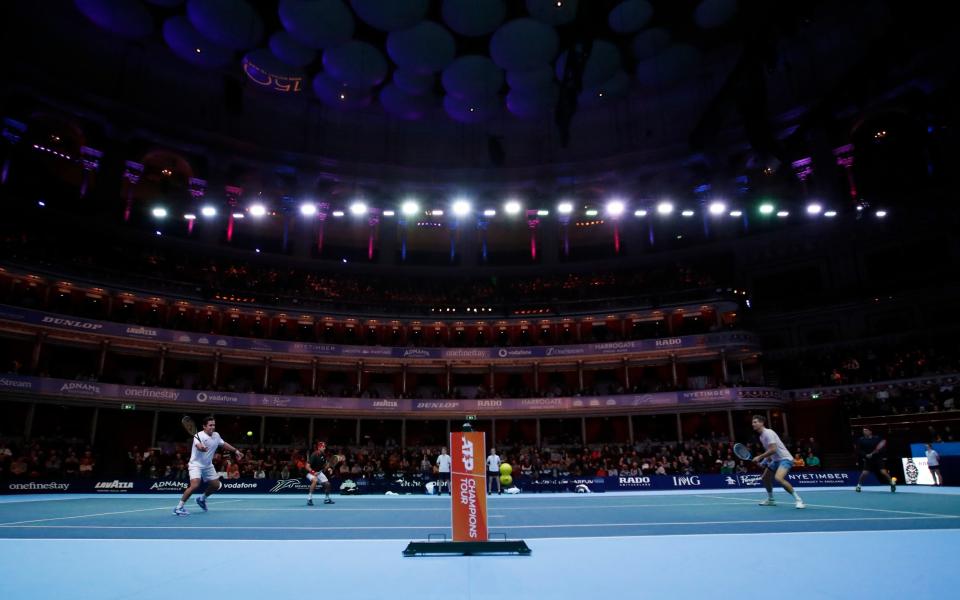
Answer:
(1, 487, 958, 599)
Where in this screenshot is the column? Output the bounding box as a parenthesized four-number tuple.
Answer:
(121, 161, 143, 222)
(311, 357, 318, 394)
(766, 409, 772, 428)
(671, 354, 678, 387)
(833, 144, 858, 201)
(78, 146, 103, 198)
(581, 417, 587, 445)
(526, 210, 540, 261)
(97, 340, 109, 379)
(263, 356, 271, 391)
(627, 415, 634, 444)
(224, 185, 243, 243)
(623, 357, 630, 389)
(356, 419, 362, 446)
(308, 417, 314, 446)
(782, 411, 789, 438)
(676, 413, 683, 443)
(401, 418, 406, 449)
(791, 156, 814, 196)
(401, 364, 407, 396)
(1, 118, 26, 185)
(157, 346, 167, 383)
(30, 331, 46, 372)
(445, 362, 452, 395)
(488, 364, 495, 394)
(491, 419, 496, 448)
(532, 362, 540, 394)
(739, 360, 745, 383)
(90, 407, 99, 445)
(212, 351, 221, 386)
(315, 202, 330, 253)
(577, 360, 584, 391)
(150, 410, 159, 447)
(727, 410, 735, 441)
(367, 210, 380, 262)
(720, 349, 729, 383)
(24, 403, 35, 440)
(446, 420, 451, 441)
(356, 361, 363, 394)
(259, 415, 266, 444)
(535, 418, 541, 447)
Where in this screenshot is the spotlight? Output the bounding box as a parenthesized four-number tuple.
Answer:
(557, 202, 574, 215)
(729, 210, 743, 217)
(584, 209, 598, 216)
(656, 201, 674, 215)
(155, 230, 162, 236)
(776, 210, 789, 218)
(184, 213, 197, 220)
(806, 203, 822, 215)
(232, 212, 245, 219)
(875, 210, 887, 218)
(401, 199, 419, 216)
(37, 200, 46, 207)
(349, 201, 368, 216)
(824, 210, 837, 218)
(452, 198, 471, 217)
(249, 204, 267, 217)
(634, 209, 647, 217)
(483, 209, 496, 217)
(504, 200, 522, 215)
(299, 203, 317, 216)
(255, 248, 261, 253)
(201, 205, 217, 218)
(152, 207, 168, 218)
(383, 210, 395, 217)
(708, 201, 726, 216)
(758, 203, 774, 215)
(432, 209, 444, 216)
(681, 209, 695, 217)
(332, 210, 345, 217)
(537, 209, 549, 216)
(606, 200, 625, 217)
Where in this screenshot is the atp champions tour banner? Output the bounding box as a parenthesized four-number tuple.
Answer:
(0, 373, 781, 414)
(0, 305, 759, 361)
(1, 471, 875, 495)
(450, 431, 488, 542)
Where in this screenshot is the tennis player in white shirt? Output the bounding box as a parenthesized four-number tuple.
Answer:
(174, 416, 243, 516)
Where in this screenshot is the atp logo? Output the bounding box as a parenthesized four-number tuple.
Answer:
(461, 437, 475, 471)
(269, 479, 308, 492)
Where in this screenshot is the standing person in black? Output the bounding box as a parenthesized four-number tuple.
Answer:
(855, 427, 896, 493)
(306, 440, 335, 506)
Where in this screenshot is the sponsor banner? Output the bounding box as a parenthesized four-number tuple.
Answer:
(736, 471, 871, 488)
(93, 480, 135, 493)
(520, 476, 606, 493)
(0, 374, 782, 414)
(1, 471, 879, 495)
(606, 474, 739, 491)
(451, 431, 488, 542)
(902, 457, 933, 485)
(0, 305, 759, 361)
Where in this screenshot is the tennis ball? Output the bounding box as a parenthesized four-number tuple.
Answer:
(246, 430, 253, 437)
(499, 463, 512, 476)
(499, 474, 512, 486)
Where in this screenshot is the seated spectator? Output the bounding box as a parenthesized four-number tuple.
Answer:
(793, 453, 806, 468)
(805, 451, 821, 469)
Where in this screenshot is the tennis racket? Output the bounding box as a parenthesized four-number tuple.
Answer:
(181, 416, 203, 446)
(327, 454, 346, 472)
(733, 443, 753, 461)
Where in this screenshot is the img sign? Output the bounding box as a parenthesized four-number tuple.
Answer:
(450, 431, 488, 542)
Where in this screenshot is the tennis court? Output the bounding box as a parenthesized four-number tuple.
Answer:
(1, 487, 958, 599)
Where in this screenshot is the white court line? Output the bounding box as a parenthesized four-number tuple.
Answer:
(694, 494, 960, 519)
(1, 515, 954, 530)
(4, 529, 960, 543)
(203, 501, 748, 512)
(0, 499, 245, 526)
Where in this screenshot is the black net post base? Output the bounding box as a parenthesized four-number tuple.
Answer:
(403, 539, 531, 557)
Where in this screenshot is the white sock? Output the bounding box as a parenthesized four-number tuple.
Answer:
(792, 492, 802, 501)
(177, 500, 184, 509)
(308, 492, 313, 500)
